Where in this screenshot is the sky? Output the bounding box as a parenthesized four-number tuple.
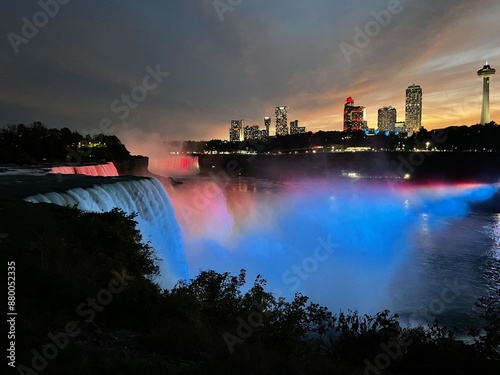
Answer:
(1, 0, 500, 153)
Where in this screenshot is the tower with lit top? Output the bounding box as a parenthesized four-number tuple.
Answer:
(477, 62, 496, 124)
(343, 97, 365, 131)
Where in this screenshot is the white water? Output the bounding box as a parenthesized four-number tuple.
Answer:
(49, 162, 119, 176)
(25, 177, 187, 288)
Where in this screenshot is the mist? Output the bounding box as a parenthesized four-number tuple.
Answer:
(117, 128, 200, 176)
(162, 176, 498, 315)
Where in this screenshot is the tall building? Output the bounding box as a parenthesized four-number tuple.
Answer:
(477, 62, 496, 124)
(275, 106, 288, 136)
(264, 116, 271, 137)
(395, 121, 406, 133)
(290, 120, 306, 135)
(263, 116, 271, 137)
(377, 106, 397, 132)
(405, 84, 422, 133)
(244, 125, 260, 140)
(343, 97, 365, 131)
(229, 119, 244, 142)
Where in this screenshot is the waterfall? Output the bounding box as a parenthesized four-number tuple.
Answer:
(49, 162, 119, 177)
(148, 155, 199, 177)
(25, 177, 186, 288)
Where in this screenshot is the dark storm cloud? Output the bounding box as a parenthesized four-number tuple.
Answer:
(1, 0, 499, 148)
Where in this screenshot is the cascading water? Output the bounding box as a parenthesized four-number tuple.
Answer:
(25, 177, 186, 288)
(148, 155, 199, 177)
(49, 162, 119, 176)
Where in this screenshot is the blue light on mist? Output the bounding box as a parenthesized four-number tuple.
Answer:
(420, 184, 498, 217)
(168, 180, 498, 314)
(461, 184, 498, 203)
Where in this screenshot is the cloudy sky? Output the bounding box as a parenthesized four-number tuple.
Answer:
(1, 0, 500, 152)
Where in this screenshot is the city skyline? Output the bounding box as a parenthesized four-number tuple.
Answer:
(227, 69, 491, 141)
(228, 83, 418, 140)
(1, 1, 500, 156)
(229, 106, 309, 140)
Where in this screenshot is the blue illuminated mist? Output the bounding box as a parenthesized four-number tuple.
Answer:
(167, 178, 498, 315)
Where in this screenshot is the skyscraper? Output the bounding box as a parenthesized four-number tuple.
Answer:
(275, 106, 288, 136)
(264, 116, 271, 137)
(290, 120, 306, 134)
(343, 97, 365, 131)
(395, 121, 406, 133)
(378, 106, 397, 132)
(229, 119, 244, 142)
(405, 84, 422, 133)
(477, 62, 496, 124)
(244, 125, 260, 140)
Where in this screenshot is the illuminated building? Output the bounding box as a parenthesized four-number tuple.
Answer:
(290, 120, 306, 135)
(229, 119, 244, 142)
(275, 106, 288, 136)
(244, 125, 260, 140)
(405, 84, 422, 133)
(343, 97, 365, 131)
(378, 106, 397, 132)
(395, 121, 406, 133)
(264, 116, 271, 137)
(477, 62, 496, 124)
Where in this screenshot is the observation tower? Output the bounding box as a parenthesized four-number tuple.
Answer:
(477, 62, 496, 124)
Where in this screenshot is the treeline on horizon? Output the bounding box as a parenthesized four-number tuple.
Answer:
(2, 121, 500, 166)
(3, 200, 499, 374)
(0, 121, 131, 164)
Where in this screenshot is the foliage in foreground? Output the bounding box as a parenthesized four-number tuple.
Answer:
(152, 270, 499, 375)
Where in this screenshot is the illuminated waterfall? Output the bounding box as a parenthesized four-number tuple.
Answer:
(25, 177, 186, 288)
(148, 155, 199, 177)
(49, 162, 119, 176)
